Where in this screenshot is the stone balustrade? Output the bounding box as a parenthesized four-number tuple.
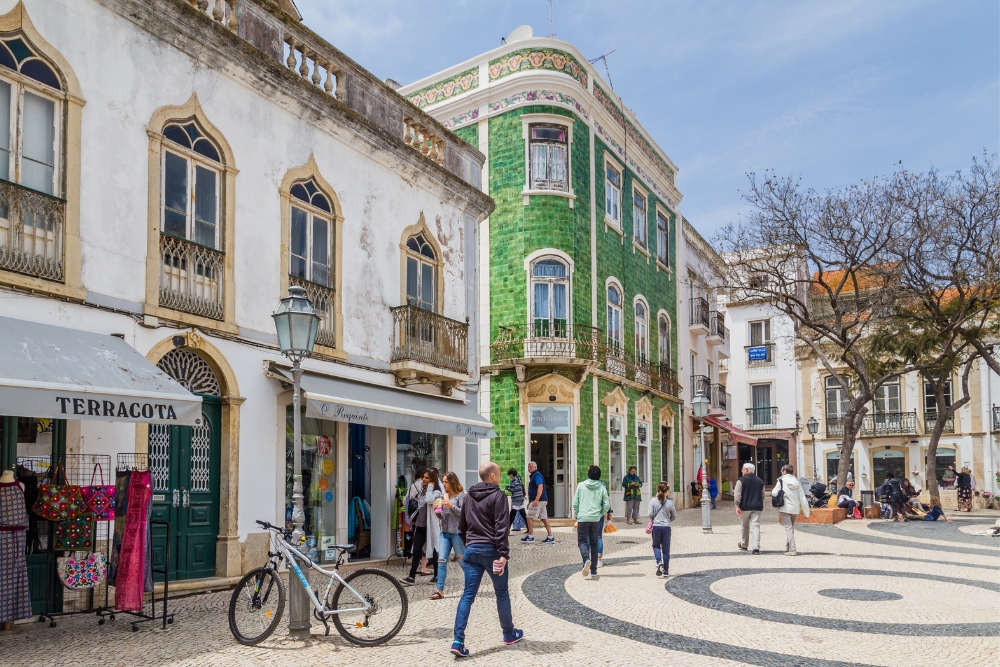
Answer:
(186, 0, 238, 32)
(403, 118, 445, 166)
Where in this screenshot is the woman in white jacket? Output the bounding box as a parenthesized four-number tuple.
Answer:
(771, 464, 810, 556)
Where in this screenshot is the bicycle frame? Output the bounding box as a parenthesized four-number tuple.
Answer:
(269, 530, 371, 618)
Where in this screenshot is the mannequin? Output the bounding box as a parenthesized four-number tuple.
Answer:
(0, 469, 23, 491)
(1, 468, 31, 630)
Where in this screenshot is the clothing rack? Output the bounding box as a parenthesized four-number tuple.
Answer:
(17, 454, 113, 627)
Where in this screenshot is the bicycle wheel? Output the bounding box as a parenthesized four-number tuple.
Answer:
(330, 567, 408, 646)
(229, 567, 285, 645)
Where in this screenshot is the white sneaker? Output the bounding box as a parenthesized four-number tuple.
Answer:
(582, 560, 591, 578)
(785, 551, 798, 556)
(597, 558, 604, 568)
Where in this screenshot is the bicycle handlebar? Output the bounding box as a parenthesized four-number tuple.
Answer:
(256, 519, 292, 538)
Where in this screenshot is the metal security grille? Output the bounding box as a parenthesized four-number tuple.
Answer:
(189, 420, 211, 492)
(148, 423, 171, 492)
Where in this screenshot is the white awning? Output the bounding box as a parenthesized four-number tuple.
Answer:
(0, 316, 203, 426)
(268, 363, 496, 439)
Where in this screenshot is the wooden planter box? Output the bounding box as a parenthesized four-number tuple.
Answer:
(796, 507, 848, 524)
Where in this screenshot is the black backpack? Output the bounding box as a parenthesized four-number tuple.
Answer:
(771, 479, 785, 508)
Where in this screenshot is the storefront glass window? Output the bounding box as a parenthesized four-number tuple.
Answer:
(928, 448, 956, 486)
(872, 449, 905, 482)
(825, 451, 855, 483)
(285, 406, 337, 564)
(396, 431, 446, 489)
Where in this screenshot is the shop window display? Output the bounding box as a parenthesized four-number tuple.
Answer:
(284, 407, 337, 564)
(396, 431, 445, 488)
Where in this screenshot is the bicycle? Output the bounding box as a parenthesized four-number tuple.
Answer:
(228, 520, 408, 646)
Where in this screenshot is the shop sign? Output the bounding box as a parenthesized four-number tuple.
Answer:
(315, 402, 370, 423)
(529, 405, 572, 434)
(747, 345, 769, 362)
(453, 423, 493, 438)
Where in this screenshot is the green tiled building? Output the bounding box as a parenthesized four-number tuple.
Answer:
(400, 28, 683, 517)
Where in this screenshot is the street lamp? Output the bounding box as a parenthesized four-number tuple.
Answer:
(807, 416, 819, 480)
(272, 285, 319, 640)
(692, 392, 712, 534)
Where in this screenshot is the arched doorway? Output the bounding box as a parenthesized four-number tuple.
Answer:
(149, 348, 222, 581)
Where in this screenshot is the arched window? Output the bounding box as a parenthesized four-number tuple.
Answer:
(634, 300, 648, 361)
(607, 283, 623, 353)
(405, 232, 436, 311)
(531, 257, 569, 337)
(658, 314, 671, 369)
(161, 120, 223, 249)
(289, 179, 333, 287)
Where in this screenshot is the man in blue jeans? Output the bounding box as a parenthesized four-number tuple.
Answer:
(452, 461, 523, 657)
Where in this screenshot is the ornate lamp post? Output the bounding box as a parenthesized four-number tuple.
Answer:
(272, 285, 319, 640)
(807, 416, 819, 480)
(692, 392, 712, 534)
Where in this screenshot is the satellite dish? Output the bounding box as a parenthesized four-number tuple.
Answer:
(506, 25, 534, 43)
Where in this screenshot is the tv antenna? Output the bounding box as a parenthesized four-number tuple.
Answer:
(588, 49, 616, 90)
(547, 0, 555, 37)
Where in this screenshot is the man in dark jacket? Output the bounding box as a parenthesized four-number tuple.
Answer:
(733, 462, 764, 554)
(451, 462, 523, 657)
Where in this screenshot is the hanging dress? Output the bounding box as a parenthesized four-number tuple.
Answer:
(107, 469, 131, 585)
(114, 470, 151, 612)
(0, 481, 33, 622)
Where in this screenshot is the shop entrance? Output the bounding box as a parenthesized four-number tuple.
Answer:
(149, 399, 222, 581)
(530, 433, 569, 518)
(756, 444, 774, 486)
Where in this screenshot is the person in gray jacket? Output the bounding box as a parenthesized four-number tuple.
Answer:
(647, 482, 677, 577)
(430, 471, 466, 600)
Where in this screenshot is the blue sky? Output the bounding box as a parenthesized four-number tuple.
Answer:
(297, 1, 999, 237)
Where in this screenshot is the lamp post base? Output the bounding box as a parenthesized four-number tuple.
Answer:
(288, 573, 312, 639)
(700, 488, 713, 533)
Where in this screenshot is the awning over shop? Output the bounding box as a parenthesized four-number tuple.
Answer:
(0, 316, 203, 425)
(703, 416, 758, 446)
(268, 364, 496, 439)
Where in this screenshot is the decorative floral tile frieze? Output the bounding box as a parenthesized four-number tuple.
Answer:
(594, 83, 675, 186)
(487, 89, 589, 119)
(444, 107, 481, 129)
(488, 48, 588, 88)
(408, 66, 479, 108)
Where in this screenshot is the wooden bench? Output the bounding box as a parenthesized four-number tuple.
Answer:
(796, 507, 848, 524)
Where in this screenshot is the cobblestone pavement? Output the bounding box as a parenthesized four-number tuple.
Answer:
(6, 503, 999, 667)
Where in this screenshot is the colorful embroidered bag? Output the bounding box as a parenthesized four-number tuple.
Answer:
(32, 464, 86, 521)
(54, 513, 95, 550)
(81, 463, 115, 521)
(57, 552, 107, 590)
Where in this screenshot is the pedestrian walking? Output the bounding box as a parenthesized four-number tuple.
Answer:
(451, 462, 523, 657)
(573, 465, 610, 579)
(708, 477, 718, 510)
(772, 464, 810, 556)
(403, 468, 441, 583)
(430, 472, 465, 600)
(506, 468, 527, 531)
(647, 482, 676, 577)
(734, 462, 764, 554)
(523, 461, 554, 543)
(956, 467, 974, 512)
(623, 466, 642, 524)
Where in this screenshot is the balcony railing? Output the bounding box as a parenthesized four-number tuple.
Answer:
(828, 411, 918, 438)
(690, 297, 710, 329)
(708, 311, 728, 342)
(159, 233, 224, 320)
(289, 275, 336, 348)
(391, 305, 468, 375)
(602, 346, 681, 397)
(657, 363, 681, 398)
(746, 406, 778, 430)
(923, 412, 955, 434)
(711, 383, 727, 411)
(745, 342, 775, 366)
(0, 179, 65, 283)
(491, 323, 603, 364)
(690, 374, 711, 401)
(994, 406, 1000, 432)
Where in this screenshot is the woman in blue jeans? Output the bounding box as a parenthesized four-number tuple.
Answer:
(430, 472, 466, 600)
(647, 482, 676, 577)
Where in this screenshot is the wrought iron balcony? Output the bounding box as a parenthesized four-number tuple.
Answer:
(707, 311, 728, 345)
(602, 345, 681, 398)
(159, 233, 224, 320)
(491, 322, 603, 364)
(690, 374, 711, 401)
(745, 342, 775, 366)
(826, 416, 846, 439)
(746, 406, 778, 430)
(0, 179, 65, 283)
(711, 383, 727, 411)
(289, 275, 335, 348)
(657, 363, 682, 398)
(994, 406, 1000, 432)
(828, 411, 918, 438)
(923, 412, 954, 434)
(689, 297, 710, 331)
(391, 305, 469, 376)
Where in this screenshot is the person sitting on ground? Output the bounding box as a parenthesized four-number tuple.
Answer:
(837, 480, 859, 517)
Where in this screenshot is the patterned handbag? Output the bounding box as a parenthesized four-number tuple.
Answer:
(54, 513, 95, 550)
(57, 552, 107, 589)
(32, 464, 86, 521)
(81, 463, 115, 521)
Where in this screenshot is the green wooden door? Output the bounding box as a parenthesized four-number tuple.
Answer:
(149, 398, 221, 581)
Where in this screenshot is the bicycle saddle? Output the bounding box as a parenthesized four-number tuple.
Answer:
(329, 544, 357, 552)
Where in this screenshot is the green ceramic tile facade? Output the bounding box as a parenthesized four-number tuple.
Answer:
(452, 124, 478, 147)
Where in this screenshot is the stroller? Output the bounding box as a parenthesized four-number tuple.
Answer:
(809, 481, 831, 508)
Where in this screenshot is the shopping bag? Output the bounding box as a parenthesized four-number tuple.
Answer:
(32, 464, 86, 521)
(57, 552, 107, 589)
(54, 513, 95, 550)
(604, 520, 618, 533)
(81, 463, 115, 521)
(512, 512, 526, 531)
(852, 506, 862, 520)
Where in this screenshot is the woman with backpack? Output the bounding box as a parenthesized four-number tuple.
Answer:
(647, 482, 676, 577)
(403, 468, 442, 583)
(772, 464, 810, 555)
(506, 468, 527, 532)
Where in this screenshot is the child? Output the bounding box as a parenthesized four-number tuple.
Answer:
(709, 478, 718, 510)
(647, 482, 677, 577)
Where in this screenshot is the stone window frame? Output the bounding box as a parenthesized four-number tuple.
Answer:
(159, 121, 224, 250)
(654, 201, 673, 273)
(278, 155, 345, 359)
(657, 309, 672, 369)
(520, 113, 575, 208)
(397, 212, 445, 314)
(602, 386, 629, 490)
(0, 4, 85, 301)
(144, 94, 238, 333)
(635, 396, 653, 483)
(631, 181, 649, 256)
(603, 151, 624, 235)
(633, 293, 649, 362)
(523, 247, 574, 336)
(605, 276, 624, 354)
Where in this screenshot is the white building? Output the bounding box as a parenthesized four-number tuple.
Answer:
(0, 0, 493, 614)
